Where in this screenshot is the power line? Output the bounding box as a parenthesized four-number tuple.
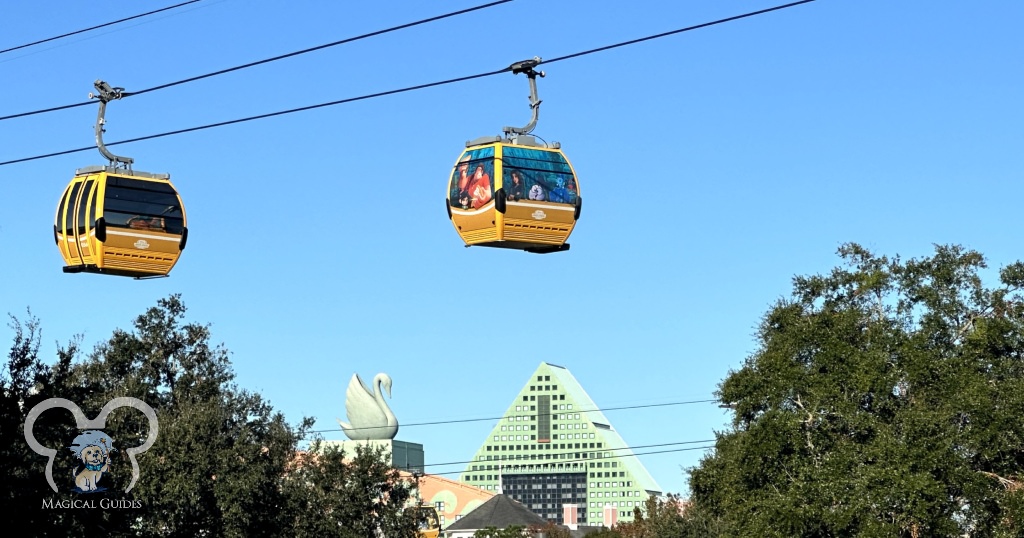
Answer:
(306, 398, 718, 434)
(542, 0, 816, 66)
(0, 0, 513, 122)
(0, 0, 205, 56)
(417, 440, 717, 471)
(424, 444, 718, 477)
(0, 0, 817, 167)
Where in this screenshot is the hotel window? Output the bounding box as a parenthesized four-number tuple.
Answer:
(545, 375, 550, 381)
(553, 385, 557, 390)
(568, 404, 572, 409)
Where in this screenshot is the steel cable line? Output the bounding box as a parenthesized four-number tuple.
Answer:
(416, 440, 718, 471)
(0, 0, 513, 122)
(541, 0, 815, 65)
(424, 444, 718, 477)
(0, 0, 817, 167)
(0, 0, 205, 56)
(306, 398, 718, 434)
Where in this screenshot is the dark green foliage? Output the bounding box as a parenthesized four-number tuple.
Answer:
(688, 244, 1024, 537)
(532, 522, 572, 538)
(1, 295, 420, 536)
(281, 442, 419, 538)
(594, 495, 723, 538)
(473, 525, 531, 537)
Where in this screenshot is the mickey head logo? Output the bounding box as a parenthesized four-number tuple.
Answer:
(24, 397, 158, 493)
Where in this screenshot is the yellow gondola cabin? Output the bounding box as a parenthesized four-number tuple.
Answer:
(56, 80, 189, 278)
(446, 57, 582, 254)
(447, 135, 580, 253)
(55, 167, 187, 278)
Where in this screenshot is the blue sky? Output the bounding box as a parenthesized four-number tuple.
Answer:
(1, 0, 1021, 497)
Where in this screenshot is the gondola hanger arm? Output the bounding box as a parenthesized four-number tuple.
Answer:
(503, 57, 544, 139)
(88, 80, 134, 169)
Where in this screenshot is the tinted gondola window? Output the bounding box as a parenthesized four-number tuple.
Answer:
(62, 183, 82, 235)
(56, 184, 72, 235)
(77, 179, 95, 234)
(103, 176, 184, 234)
(502, 147, 577, 205)
(449, 146, 495, 210)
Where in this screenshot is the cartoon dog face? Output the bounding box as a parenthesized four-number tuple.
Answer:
(81, 445, 106, 467)
(74, 443, 109, 492)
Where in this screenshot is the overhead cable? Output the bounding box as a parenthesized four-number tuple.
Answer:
(423, 444, 718, 477)
(417, 440, 718, 471)
(0, 0, 205, 56)
(0, 0, 513, 122)
(0, 0, 817, 167)
(307, 398, 718, 434)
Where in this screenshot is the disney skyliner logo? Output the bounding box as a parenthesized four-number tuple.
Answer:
(23, 397, 158, 509)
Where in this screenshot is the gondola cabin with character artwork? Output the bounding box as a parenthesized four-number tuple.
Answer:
(446, 57, 581, 254)
(447, 137, 580, 253)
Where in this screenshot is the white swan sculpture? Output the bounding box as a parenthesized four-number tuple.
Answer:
(337, 373, 399, 440)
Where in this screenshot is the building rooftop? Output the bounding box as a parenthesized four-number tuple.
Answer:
(444, 494, 547, 532)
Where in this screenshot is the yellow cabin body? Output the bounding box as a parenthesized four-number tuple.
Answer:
(416, 505, 440, 538)
(447, 136, 581, 254)
(55, 166, 188, 278)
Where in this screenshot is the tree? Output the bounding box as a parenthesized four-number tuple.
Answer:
(530, 522, 571, 538)
(282, 441, 419, 538)
(599, 495, 722, 538)
(0, 312, 85, 533)
(3, 295, 421, 536)
(688, 244, 1024, 537)
(473, 525, 531, 537)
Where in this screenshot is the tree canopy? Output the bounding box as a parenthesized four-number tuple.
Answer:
(2, 295, 420, 536)
(688, 244, 1024, 537)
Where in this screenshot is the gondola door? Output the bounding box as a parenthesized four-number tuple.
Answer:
(56, 175, 100, 272)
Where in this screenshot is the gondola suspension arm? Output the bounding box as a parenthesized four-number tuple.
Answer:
(502, 57, 544, 139)
(88, 80, 134, 169)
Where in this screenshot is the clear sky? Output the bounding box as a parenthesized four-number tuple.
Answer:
(1, 0, 1021, 498)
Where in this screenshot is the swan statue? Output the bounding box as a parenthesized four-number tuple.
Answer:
(337, 373, 399, 440)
